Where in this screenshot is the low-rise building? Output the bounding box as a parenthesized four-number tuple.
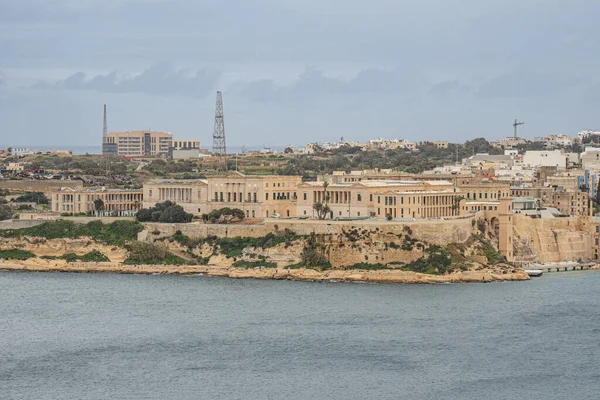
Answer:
(51, 187, 143, 215)
(522, 150, 567, 169)
(580, 147, 600, 171)
(463, 154, 514, 170)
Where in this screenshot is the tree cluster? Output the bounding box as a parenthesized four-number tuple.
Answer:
(14, 192, 49, 204)
(201, 207, 245, 224)
(278, 138, 504, 179)
(136, 201, 194, 223)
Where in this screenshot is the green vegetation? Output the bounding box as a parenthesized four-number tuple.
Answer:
(473, 235, 505, 265)
(0, 204, 12, 220)
(14, 192, 49, 204)
(60, 250, 110, 263)
(298, 233, 331, 270)
(201, 207, 245, 224)
(402, 245, 452, 275)
(137, 201, 193, 223)
(0, 220, 144, 245)
(124, 242, 186, 265)
(341, 263, 390, 270)
(233, 260, 277, 268)
(173, 229, 302, 258)
(278, 138, 502, 178)
(0, 249, 36, 260)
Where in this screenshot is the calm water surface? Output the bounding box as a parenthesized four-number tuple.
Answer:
(1, 271, 600, 400)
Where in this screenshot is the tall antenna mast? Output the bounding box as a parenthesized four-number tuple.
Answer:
(513, 119, 524, 138)
(212, 91, 227, 172)
(102, 104, 110, 174)
(103, 104, 108, 137)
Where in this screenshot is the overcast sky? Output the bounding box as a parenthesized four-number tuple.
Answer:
(1, 0, 599, 148)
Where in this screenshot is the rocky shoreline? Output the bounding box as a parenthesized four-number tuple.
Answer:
(0, 260, 530, 284)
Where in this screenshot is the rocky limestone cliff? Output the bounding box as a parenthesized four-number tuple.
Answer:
(0, 237, 128, 262)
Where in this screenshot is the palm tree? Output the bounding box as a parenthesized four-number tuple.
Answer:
(313, 181, 331, 219)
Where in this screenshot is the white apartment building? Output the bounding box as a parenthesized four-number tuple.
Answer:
(522, 150, 567, 169)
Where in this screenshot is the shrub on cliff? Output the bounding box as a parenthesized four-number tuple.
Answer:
(172, 229, 302, 257)
(0, 249, 36, 260)
(0, 220, 143, 245)
(403, 245, 452, 275)
(298, 233, 331, 270)
(233, 260, 277, 268)
(124, 242, 186, 265)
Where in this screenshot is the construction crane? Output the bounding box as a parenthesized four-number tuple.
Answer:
(513, 119, 524, 138)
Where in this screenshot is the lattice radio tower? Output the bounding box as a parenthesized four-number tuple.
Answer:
(102, 104, 110, 174)
(212, 91, 227, 172)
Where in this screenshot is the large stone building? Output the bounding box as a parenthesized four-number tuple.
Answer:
(103, 130, 172, 157)
(296, 180, 465, 219)
(143, 172, 302, 218)
(51, 187, 143, 215)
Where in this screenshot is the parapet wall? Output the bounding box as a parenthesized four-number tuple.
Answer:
(0, 180, 83, 193)
(142, 216, 476, 246)
(0, 220, 46, 230)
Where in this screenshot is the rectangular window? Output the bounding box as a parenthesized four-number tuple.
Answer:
(266, 193, 269, 200)
(378, 196, 380, 204)
(303, 193, 307, 200)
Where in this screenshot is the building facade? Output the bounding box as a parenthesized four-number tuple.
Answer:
(296, 180, 465, 219)
(143, 172, 302, 218)
(51, 187, 143, 215)
(103, 131, 173, 157)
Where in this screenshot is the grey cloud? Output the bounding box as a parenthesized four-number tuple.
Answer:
(478, 70, 580, 98)
(239, 66, 426, 103)
(428, 80, 472, 97)
(36, 62, 219, 98)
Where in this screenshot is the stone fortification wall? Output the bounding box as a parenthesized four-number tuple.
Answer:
(0, 180, 83, 193)
(512, 215, 592, 263)
(60, 216, 136, 223)
(0, 220, 46, 230)
(142, 216, 476, 246)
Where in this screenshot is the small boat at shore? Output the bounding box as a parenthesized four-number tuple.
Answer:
(524, 269, 543, 277)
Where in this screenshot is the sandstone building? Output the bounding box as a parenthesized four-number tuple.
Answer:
(143, 172, 302, 218)
(51, 187, 143, 215)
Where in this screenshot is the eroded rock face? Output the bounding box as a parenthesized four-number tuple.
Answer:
(512, 222, 592, 263)
(0, 262, 530, 283)
(0, 237, 128, 262)
(0, 232, 530, 284)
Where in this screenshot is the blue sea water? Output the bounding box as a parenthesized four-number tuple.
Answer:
(1, 271, 599, 400)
